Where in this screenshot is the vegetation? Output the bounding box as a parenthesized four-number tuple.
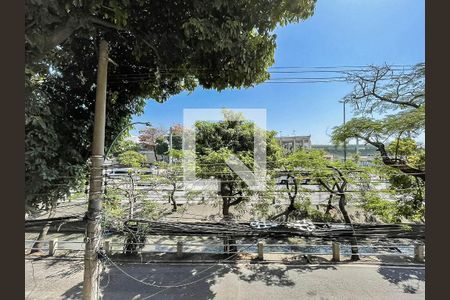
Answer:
(138, 126, 165, 160)
(25, 0, 316, 214)
(104, 173, 163, 225)
(193, 110, 282, 219)
(331, 63, 425, 223)
(332, 63, 425, 180)
(25, 2, 425, 264)
(109, 139, 141, 157)
(117, 150, 147, 168)
(138, 123, 184, 161)
(360, 138, 425, 223)
(154, 150, 184, 212)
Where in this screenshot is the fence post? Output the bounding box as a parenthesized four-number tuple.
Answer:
(414, 244, 425, 263)
(49, 239, 58, 256)
(223, 236, 229, 254)
(177, 241, 183, 257)
(104, 240, 111, 255)
(257, 241, 264, 260)
(332, 242, 340, 262)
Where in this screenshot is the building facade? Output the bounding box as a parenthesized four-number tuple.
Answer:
(276, 135, 312, 153)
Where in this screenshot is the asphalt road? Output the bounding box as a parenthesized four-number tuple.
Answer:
(25, 258, 424, 300)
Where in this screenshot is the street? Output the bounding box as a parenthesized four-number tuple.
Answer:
(25, 258, 424, 300)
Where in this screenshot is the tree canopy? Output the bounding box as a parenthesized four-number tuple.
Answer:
(278, 149, 364, 221)
(109, 138, 141, 156)
(193, 110, 282, 219)
(331, 64, 425, 181)
(27, 0, 316, 93)
(331, 63, 425, 222)
(342, 63, 425, 114)
(117, 150, 147, 168)
(25, 1, 316, 213)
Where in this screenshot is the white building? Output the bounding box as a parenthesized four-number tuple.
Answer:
(276, 135, 312, 153)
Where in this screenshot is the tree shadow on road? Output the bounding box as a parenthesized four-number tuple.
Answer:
(26, 256, 84, 280)
(99, 263, 227, 300)
(99, 260, 338, 300)
(61, 282, 83, 299)
(25, 257, 85, 300)
(225, 263, 337, 287)
(44, 259, 85, 280)
(377, 255, 425, 294)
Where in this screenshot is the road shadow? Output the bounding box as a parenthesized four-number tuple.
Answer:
(99, 260, 338, 300)
(26, 256, 85, 280)
(100, 263, 227, 300)
(226, 263, 337, 287)
(44, 259, 85, 280)
(61, 282, 83, 299)
(377, 255, 425, 294)
(25, 257, 85, 300)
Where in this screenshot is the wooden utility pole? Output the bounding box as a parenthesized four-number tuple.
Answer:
(82, 39, 109, 300)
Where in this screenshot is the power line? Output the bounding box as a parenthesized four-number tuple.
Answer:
(98, 242, 256, 289)
(268, 64, 416, 69)
(109, 71, 412, 79)
(107, 65, 417, 85)
(108, 75, 410, 85)
(108, 64, 416, 75)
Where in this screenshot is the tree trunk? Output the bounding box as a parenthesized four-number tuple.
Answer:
(30, 208, 56, 254)
(129, 199, 134, 219)
(222, 200, 230, 219)
(338, 194, 359, 261)
(220, 182, 246, 220)
(129, 175, 135, 219)
(271, 202, 295, 222)
(170, 183, 177, 212)
(325, 194, 334, 215)
(271, 173, 297, 221)
(361, 138, 425, 181)
(220, 182, 235, 252)
(152, 146, 158, 162)
(220, 181, 231, 220)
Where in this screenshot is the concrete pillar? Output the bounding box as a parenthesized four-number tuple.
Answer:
(223, 236, 229, 254)
(177, 241, 183, 257)
(257, 241, 264, 260)
(414, 244, 425, 263)
(49, 239, 58, 256)
(332, 242, 340, 262)
(104, 240, 111, 255)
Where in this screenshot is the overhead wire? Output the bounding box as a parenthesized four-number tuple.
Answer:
(108, 64, 416, 76)
(107, 64, 417, 85)
(98, 241, 256, 289)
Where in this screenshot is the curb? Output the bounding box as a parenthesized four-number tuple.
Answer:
(25, 255, 425, 268)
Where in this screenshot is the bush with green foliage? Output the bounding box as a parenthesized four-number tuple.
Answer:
(117, 150, 147, 168)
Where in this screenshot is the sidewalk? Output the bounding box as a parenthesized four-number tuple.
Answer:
(25, 254, 425, 300)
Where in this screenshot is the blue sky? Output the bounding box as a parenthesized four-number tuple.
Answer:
(131, 0, 424, 144)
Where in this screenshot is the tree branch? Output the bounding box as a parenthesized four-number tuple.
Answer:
(87, 16, 121, 30)
(318, 178, 335, 194)
(354, 134, 425, 181)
